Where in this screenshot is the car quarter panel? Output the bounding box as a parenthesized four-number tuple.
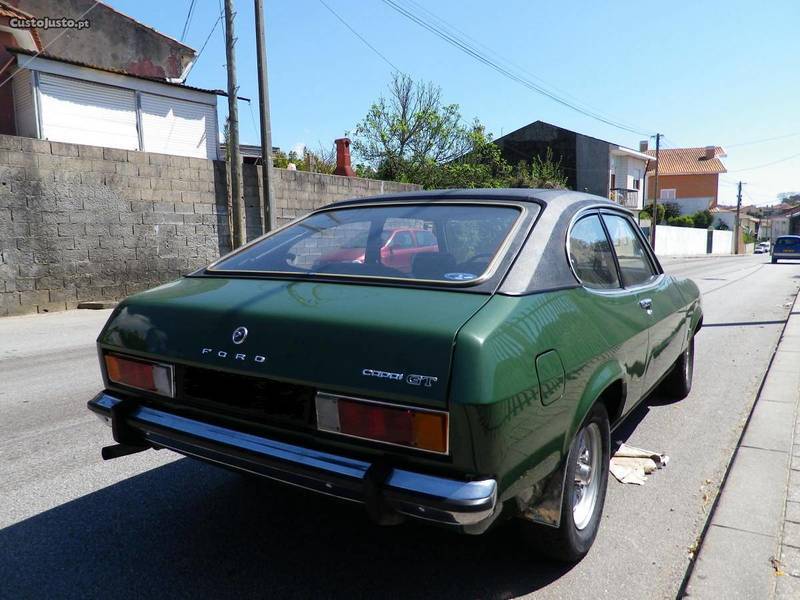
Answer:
(450, 287, 647, 498)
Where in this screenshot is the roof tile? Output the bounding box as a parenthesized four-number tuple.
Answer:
(646, 147, 727, 175)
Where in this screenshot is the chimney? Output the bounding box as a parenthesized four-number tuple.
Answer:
(639, 140, 648, 152)
(704, 146, 715, 160)
(334, 138, 355, 177)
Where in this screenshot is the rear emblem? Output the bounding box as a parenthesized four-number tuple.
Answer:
(232, 326, 248, 345)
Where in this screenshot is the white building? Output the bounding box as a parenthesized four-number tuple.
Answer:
(11, 50, 220, 160)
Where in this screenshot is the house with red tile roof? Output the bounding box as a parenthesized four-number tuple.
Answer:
(643, 145, 727, 215)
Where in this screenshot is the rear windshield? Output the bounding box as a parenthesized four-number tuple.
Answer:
(209, 204, 522, 283)
(776, 237, 800, 247)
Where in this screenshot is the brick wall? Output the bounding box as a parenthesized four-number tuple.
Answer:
(0, 135, 419, 316)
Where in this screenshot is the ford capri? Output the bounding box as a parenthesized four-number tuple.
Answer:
(88, 189, 702, 562)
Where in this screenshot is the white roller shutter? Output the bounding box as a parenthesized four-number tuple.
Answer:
(12, 69, 36, 138)
(37, 73, 139, 150)
(140, 93, 218, 159)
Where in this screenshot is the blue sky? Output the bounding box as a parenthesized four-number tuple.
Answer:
(107, 0, 799, 206)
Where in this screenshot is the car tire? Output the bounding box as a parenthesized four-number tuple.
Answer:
(520, 403, 610, 563)
(772, 257, 778, 264)
(662, 335, 695, 399)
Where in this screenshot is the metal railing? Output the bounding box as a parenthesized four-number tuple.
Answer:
(610, 188, 640, 209)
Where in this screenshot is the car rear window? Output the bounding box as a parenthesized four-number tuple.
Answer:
(776, 237, 799, 247)
(209, 204, 523, 283)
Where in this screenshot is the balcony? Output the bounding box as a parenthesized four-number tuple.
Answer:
(610, 188, 640, 209)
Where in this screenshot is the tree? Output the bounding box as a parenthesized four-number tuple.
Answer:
(351, 73, 472, 183)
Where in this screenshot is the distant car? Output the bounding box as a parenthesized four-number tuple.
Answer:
(772, 235, 800, 263)
(755, 242, 770, 254)
(87, 190, 703, 563)
(314, 227, 438, 274)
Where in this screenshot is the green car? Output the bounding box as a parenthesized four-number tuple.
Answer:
(88, 189, 702, 562)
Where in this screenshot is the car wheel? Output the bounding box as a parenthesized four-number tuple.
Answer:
(772, 257, 778, 264)
(521, 403, 610, 562)
(662, 335, 695, 399)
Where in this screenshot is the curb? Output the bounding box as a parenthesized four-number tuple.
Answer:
(681, 291, 800, 598)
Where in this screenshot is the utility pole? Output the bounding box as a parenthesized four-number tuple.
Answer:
(254, 0, 276, 233)
(735, 181, 744, 254)
(651, 132, 662, 249)
(224, 0, 245, 248)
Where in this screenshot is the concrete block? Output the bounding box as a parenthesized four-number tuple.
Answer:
(18, 138, 51, 154)
(50, 141, 80, 157)
(103, 147, 128, 162)
(775, 573, 800, 599)
(789, 471, 800, 503)
(707, 446, 790, 536)
(0, 135, 22, 150)
(78, 144, 104, 159)
(685, 524, 777, 600)
(6, 150, 37, 167)
(779, 335, 800, 353)
(741, 400, 795, 452)
(91, 160, 117, 173)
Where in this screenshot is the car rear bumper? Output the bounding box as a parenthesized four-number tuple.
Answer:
(88, 392, 497, 527)
(773, 253, 799, 259)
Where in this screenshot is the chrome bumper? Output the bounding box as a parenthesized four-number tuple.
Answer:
(88, 393, 497, 527)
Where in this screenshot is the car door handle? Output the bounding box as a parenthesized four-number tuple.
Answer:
(639, 298, 653, 311)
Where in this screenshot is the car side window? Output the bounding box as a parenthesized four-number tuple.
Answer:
(568, 214, 620, 289)
(416, 230, 437, 247)
(602, 214, 657, 287)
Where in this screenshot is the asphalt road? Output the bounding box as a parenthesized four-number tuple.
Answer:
(2, 254, 799, 600)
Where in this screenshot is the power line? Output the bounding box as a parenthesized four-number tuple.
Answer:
(727, 151, 800, 173)
(318, 0, 401, 73)
(724, 131, 800, 149)
(381, 0, 652, 137)
(193, 8, 224, 67)
(180, 0, 197, 42)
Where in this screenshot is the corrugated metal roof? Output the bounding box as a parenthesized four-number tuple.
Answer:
(646, 147, 727, 175)
(9, 47, 226, 96)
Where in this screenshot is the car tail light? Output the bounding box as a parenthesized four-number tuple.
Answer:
(315, 392, 448, 454)
(104, 354, 174, 397)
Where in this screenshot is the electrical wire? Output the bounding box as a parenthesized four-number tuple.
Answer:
(727, 151, 800, 173)
(193, 8, 224, 67)
(724, 132, 800, 149)
(318, 0, 401, 73)
(381, 0, 653, 137)
(180, 0, 197, 42)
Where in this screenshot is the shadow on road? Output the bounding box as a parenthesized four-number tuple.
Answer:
(0, 458, 573, 599)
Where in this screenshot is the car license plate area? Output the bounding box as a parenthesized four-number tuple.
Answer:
(177, 366, 315, 428)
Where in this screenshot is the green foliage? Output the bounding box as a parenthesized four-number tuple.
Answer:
(350, 74, 564, 190)
(640, 203, 665, 223)
(351, 73, 471, 184)
(744, 231, 757, 244)
(663, 202, 681, 220)
(272, 145, 336, 174)
(691, 209, 714, 229)
(667, 215, 695, 228)
(510, 148, 569, 189)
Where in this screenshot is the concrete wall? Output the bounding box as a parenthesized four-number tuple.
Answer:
(0, 135, 419, 316)
(711, 229, 734, 255)
(653, 225, 733, 256)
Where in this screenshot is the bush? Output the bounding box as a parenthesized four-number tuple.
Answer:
(668, 215, 695, 228)
(663, 202, 681, 220)
(691, 210, 714, 229)
(640, 203, 665, 223)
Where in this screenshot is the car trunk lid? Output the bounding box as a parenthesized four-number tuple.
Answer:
(98, 277, 489, 408)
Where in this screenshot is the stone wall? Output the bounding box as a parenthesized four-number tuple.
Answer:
(0, 135, 419, 316)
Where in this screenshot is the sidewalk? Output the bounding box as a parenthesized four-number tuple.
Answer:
(684, 292, 800, 598)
